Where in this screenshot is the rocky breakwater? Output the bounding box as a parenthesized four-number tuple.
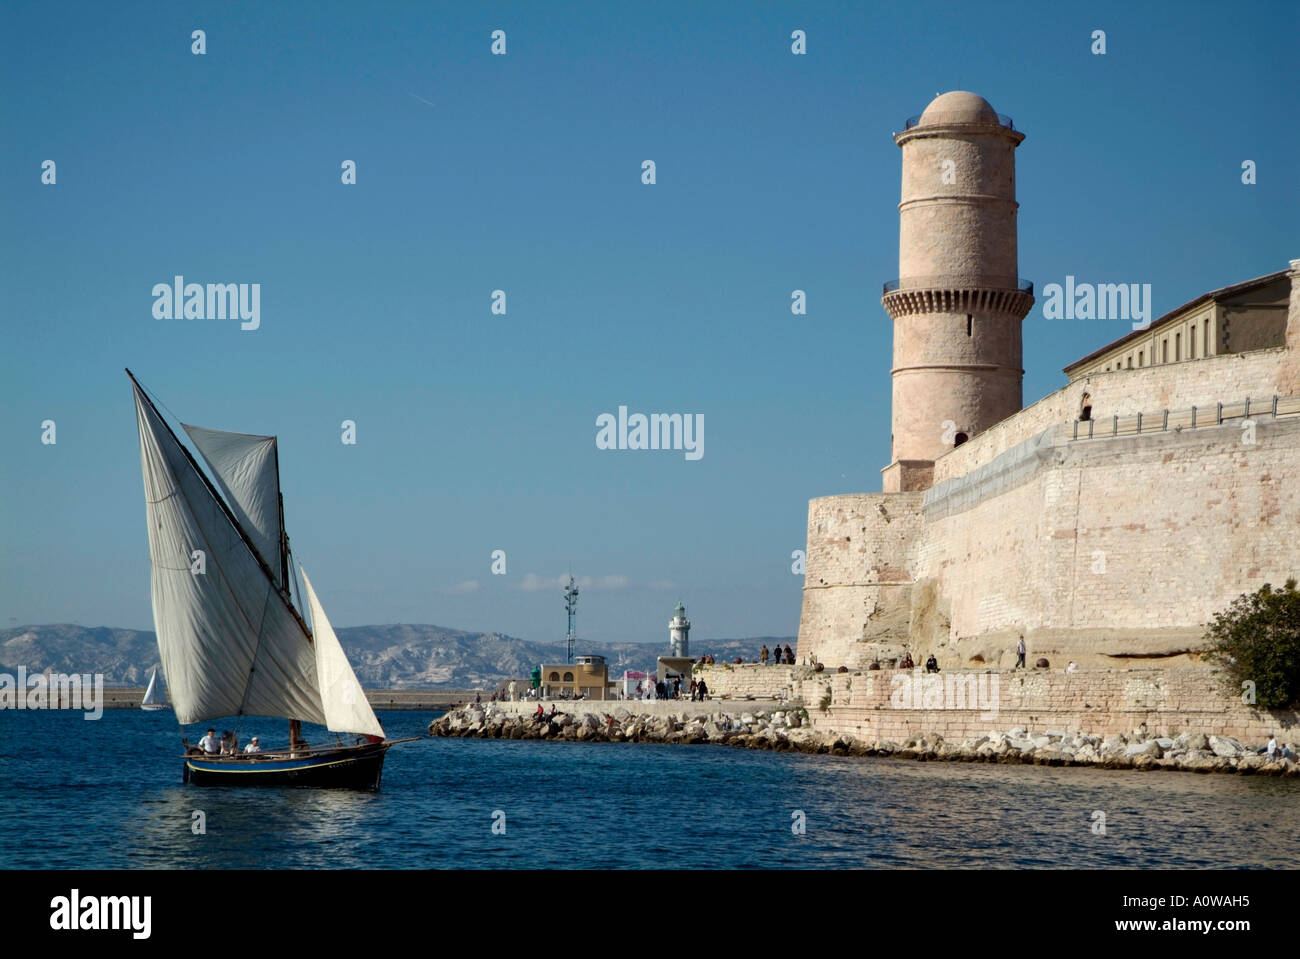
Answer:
(883, 727, 1300, 776)
(429, 706, 1300, 777)
(428, 704, 818, 749)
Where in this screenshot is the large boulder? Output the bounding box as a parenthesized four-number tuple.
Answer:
(1125, 740, 1162, 759)
(1174, 732, 1209, 751)
(1209, 736, 1245, 759)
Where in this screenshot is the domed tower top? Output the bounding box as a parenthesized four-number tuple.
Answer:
(915, 90, 1000, 128)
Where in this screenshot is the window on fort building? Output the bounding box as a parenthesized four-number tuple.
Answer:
(563, 672, 574, 682)
(1138, 350, 1144, 367)
(1127, 356, 1133, 369)
(1175, 333, 1181, 361)
(548, 672, 559, 682)
(966, 314, 972, 336)
(1189, 330, 1195, 359)
(1079, 393, 1092, 421)
(1204, 318, 1210, 356)
(954, 432, 969, 446)
(1162, 340, 1169, 363)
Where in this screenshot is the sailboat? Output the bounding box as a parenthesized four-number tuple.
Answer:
(140, 667, 169, 710)
(128, 370, 413, 788)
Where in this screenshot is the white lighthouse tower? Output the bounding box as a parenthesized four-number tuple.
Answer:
(668, 602, 691, 657)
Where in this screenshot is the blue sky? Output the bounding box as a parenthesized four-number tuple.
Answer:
(1, 0, 1295, 646)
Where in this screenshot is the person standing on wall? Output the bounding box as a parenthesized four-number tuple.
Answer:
(1015, 636, 1026, 669)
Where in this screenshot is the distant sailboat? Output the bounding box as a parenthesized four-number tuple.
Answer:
(127, 370, 414, 788)
(140, 667, 169, 710)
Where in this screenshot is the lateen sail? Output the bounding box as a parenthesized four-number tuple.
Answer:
(133, 382, 327, 727)
(300, 568, 385, 738)
(182, 425, 284, 587)
(142, 668, 163, 705)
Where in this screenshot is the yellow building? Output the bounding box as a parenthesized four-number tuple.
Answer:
(1064, 269, 1289, 379)
(538, 654, 609, 700)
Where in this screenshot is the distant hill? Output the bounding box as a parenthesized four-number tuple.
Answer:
(0, 624, 792, 690)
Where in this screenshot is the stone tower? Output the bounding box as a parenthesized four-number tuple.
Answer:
(881, 91, 1034, 493)
(669, 602, 690, 657)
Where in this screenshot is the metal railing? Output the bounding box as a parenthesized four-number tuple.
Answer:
(1070, 394, 1300, 441)
(883, 276, 1033, 296)
(903, 111, 1015, 131)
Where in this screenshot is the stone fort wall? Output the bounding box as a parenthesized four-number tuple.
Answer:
(798, 354, 1300, 671)
(693, 664, 1300, 745)
(932, 345, 1286, 484)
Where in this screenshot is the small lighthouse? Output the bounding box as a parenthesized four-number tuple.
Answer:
(669, 602, 691, 657)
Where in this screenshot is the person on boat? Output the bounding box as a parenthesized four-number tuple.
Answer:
(244, 736, 261, 754)
(198, 729, 220, 754)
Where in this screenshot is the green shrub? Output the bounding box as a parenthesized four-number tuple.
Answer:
(1205, 579, 1300, 709)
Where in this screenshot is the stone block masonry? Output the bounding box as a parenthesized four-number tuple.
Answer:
(799, 407, 1300, 672)
(692, 664, 1299, 746)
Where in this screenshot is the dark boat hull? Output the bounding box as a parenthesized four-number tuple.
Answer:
(183, 742, 390, 789)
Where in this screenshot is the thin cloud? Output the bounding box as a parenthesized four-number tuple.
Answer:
(515, 573, 630, 592)
(442, 579, 480, 594)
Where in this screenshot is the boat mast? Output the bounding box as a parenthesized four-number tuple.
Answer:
(272, 444, 307, 753)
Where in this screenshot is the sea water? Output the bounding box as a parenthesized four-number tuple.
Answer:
(1, 708, 1298, 869)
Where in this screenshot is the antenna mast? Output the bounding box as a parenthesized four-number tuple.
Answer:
(563, 574, 579, 664)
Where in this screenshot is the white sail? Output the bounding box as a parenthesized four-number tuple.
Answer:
(300, 568, 385, 738)
(133, 383, 327, 727)
(142, 668, 163, 705)
(182, 424, 284, 587)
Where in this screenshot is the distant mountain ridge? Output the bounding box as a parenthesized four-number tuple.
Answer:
(0, 624, 793, 689)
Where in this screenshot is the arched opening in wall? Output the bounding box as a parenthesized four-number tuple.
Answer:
(548, 672, 560, 682)
(1079, 392, 1093, 422)
(954, 432, 969, 447)
(563, 672, 574, 683)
